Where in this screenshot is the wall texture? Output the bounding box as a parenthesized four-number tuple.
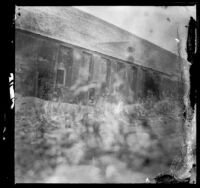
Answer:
(15, 6, 185, 78)
(15, 6, 184, 103)
(16, 29, 181, 103)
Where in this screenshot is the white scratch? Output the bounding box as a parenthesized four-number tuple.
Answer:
(9, 73, 15, 109)
(175, 38, 180, 43)
(145, 177, 150, 183)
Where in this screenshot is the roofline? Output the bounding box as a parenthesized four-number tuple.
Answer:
(15, 6, 186, 77)
(72, 7, 186, 62)
(16, 6, 187, 63)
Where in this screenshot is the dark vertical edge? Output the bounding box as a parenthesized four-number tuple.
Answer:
(106, 59, 111, 90)
(195, 2, 199, 185)
(53, 44, 59, 91)
(69, 47, 73, 88)
(88, 53, 94, 104)
(82, 51, 87, 105)
(11, 1, 15, 185)
(2, 1, 15, 185)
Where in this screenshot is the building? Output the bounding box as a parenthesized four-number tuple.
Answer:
(15, 6, 185, 104)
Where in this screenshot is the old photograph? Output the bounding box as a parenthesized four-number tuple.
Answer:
(15, 6, 197, 183)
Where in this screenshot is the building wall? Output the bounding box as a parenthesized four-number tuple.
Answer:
(15, 31, 38, 96)
(15, 29, 181, 104)
(15, 6, 183, 78)
(15, 6, 185, 103)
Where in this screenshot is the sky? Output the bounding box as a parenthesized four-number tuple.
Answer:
(75, 6, 196, 59)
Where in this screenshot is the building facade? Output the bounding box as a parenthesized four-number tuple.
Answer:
(15, 6, 184, 104)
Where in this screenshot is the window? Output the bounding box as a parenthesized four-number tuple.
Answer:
(143, 70, 160, 98)
(116, 62, 129, 97)
(109, 61, 117, 93)
(117, 62, 126, 79)
(56, 68, 65, 85)
(101, 58, 111, 95)
(100, 58, 108, 83)
(80, 52, 92, 83)
(127, 65, 137, 91)
(102, 58, 111, 84)
(92, 57, 108, 97)
(88, 88, 95, 104)
(57, 46, 73, 87)
(75, 52, 93, 105)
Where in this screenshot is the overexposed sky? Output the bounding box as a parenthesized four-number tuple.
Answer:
(75, 6, 196, 59)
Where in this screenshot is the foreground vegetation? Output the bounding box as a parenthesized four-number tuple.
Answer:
(15, 92, 186, 183)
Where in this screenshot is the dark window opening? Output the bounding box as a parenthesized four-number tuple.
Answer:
(100, 58, 109, 96)
(117, 62, 126, 78)
(109, 61, 117, 94)
(128, 66, 137, 91)
(81, 52, 92, 83)
(88, 88, 95, 104)
(143, 71, 160, 99)
(106, 59, 111, 88)
(37, 70, 54, 100)
(56, 69, 65, 85)
(58, 46, 73, 87)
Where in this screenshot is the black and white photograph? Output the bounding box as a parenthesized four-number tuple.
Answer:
(13, 5, 197, 183)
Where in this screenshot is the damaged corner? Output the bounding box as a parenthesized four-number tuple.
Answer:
(152, 15, 197, 184)
(179, 15, 197, 183)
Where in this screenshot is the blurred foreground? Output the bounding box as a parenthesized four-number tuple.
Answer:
(15, 92, 186, 183)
